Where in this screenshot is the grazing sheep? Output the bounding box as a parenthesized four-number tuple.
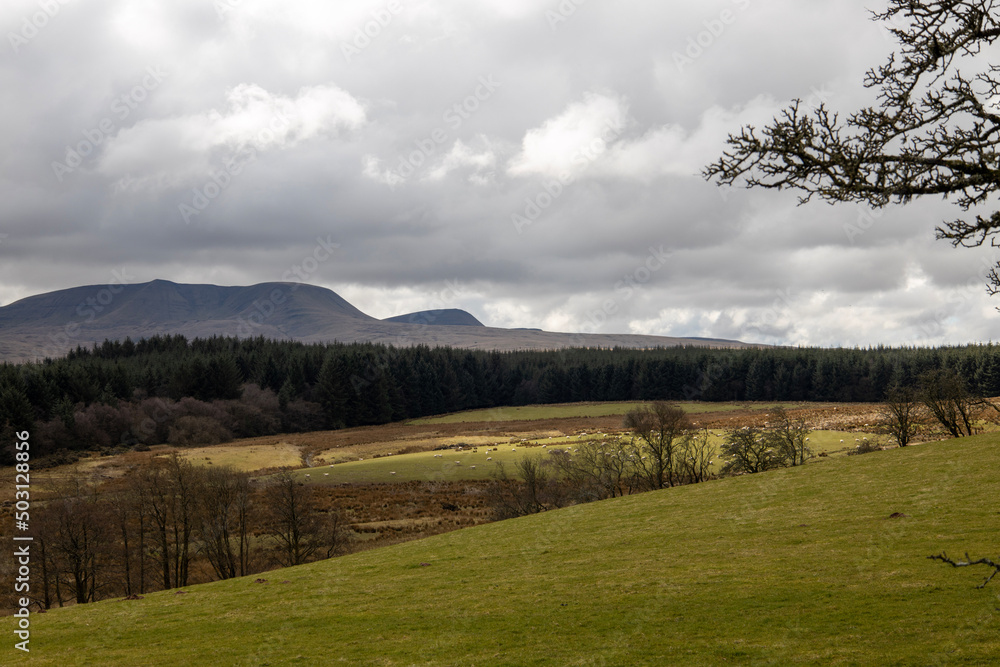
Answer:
(470, 465, 476, 469)
(390, 472, 396, 475)
(487, 457, 492, 460)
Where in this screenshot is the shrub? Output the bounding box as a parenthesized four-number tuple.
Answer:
(719, 426, 787, 475)
(167, 416, 232, 446)
(847, 436, 886, 456)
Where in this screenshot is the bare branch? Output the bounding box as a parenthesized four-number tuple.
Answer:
(929, 551, 1000, 588)
(705, 1, 1000, 273)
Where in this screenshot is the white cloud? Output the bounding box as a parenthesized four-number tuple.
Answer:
(427, 138, 497, 182)
(96, 83, 366, 188)
(507, 92, 630, 179)
(596, 95, 782, 180)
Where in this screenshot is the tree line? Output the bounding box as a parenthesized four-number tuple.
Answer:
(5, 335, 1000, 463)
(486, 403, 812, 519)
(4, 455, 348, 611)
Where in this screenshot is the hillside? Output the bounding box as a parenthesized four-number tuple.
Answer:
(383, 308, 484, 326)
(0, 280, 751, 362)
(8, 434, 999, 665)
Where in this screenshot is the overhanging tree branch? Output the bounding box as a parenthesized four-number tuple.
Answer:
(705, 1, 1000, 291)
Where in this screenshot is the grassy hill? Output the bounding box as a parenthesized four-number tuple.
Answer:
(6, 434, 999, 665)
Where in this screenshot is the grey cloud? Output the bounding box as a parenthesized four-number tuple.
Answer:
(0, 0, 995, 348)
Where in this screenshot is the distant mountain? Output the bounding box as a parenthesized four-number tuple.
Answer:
(0, 280, 755, 362)
(383, 309, 484, 327)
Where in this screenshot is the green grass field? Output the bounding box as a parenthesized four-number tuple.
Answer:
(407, 401, 800, 424)
(9, 432, 998, 665)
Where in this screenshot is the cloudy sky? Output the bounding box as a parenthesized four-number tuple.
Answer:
(2, 0, 998, 347)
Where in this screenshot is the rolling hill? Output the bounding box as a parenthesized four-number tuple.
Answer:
(0, 280, 752, 362)
(5, 434, 998, 665)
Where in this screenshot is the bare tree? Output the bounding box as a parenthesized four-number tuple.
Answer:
(720, 426, 786, 475)
(549, 437, 639, 501)
(140, 454, 197, 590)
(676, 428, 716, 484)
(486, 455, 563, 519)
(705, 2, 1000, 292)
(880, 385, 921, 447)
(108, 484, 141, 597)
(763, 407, 812, 466)
(918, 369, 981, 437)
(320, 509, 353, 560)
(264, 472, 322, 567)
(196, 466, 253, 580)
(166, 454, 196, 588)
(44, 481, 110, 604)
(624, 402, 691, 489)
(123, 465, 152, 594)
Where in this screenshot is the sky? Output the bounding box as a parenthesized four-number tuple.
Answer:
(2, 0, 999, 348)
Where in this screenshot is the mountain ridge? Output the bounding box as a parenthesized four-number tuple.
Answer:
(0, 280, 754, 362)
